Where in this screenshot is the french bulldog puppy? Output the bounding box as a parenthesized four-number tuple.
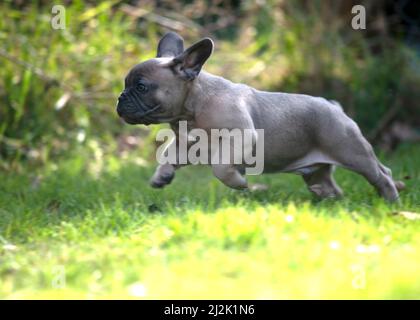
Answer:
(117, 32, 403, 201)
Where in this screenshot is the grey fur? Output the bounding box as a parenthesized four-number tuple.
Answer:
(117, 33, 403, 201)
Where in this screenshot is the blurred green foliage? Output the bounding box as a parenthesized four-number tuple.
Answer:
(0, 0, 419, 168)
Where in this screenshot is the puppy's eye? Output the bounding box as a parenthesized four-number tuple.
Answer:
(137, 82, 147, 93)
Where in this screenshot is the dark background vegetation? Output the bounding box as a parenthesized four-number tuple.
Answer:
(1, 0, 419, 170)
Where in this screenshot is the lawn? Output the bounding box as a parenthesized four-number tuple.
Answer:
(0, 143, 419, 299)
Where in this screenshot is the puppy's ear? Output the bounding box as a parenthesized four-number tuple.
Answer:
(157, 32, 184, 58)
(173, 38, 214, 80)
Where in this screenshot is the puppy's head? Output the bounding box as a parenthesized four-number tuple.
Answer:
(116, 32, 214, 125)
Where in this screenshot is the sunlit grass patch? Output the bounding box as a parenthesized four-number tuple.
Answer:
(0, 144, 419, 299)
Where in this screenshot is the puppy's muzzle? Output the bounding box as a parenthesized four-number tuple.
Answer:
(116, 89, 161, 124)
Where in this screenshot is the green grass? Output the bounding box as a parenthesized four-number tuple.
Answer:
(0, 143, 419, 299)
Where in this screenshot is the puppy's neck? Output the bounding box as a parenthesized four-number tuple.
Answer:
(184, 71, 231, 118)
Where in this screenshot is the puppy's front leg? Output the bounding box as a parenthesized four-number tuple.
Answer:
(150, 137, 185, 188)
(211, 164, 248, 189)
(210, 127, 259, 190)
(150, 162, 176, 188)
(150, 125, 191, 188)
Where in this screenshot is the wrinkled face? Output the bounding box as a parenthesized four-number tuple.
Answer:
(116, 58, 188, 125)
(116, 32, 213, 125)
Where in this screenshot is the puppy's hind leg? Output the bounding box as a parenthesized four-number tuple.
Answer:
(325, 128, 399, 201)
(378, 162, 405, 192)
(302, 164, 343, 199)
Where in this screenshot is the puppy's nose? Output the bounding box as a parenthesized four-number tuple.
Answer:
(118, 90, 128, 102)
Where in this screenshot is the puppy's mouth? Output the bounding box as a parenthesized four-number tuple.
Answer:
(122, 113, 188, 125)
(122, 116, 152, 125)
(117, 99, 189, 125)
(118, 105, 188, 125)
(117, 102, 162, 125)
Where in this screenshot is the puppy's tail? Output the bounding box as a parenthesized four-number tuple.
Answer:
(329, 100, 343, 110)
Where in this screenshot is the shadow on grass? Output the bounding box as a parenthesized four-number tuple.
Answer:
(1, 143, 418, 242)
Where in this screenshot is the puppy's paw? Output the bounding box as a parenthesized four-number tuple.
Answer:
(150, 172, 175, 188)
(394, 180, 406, 192)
